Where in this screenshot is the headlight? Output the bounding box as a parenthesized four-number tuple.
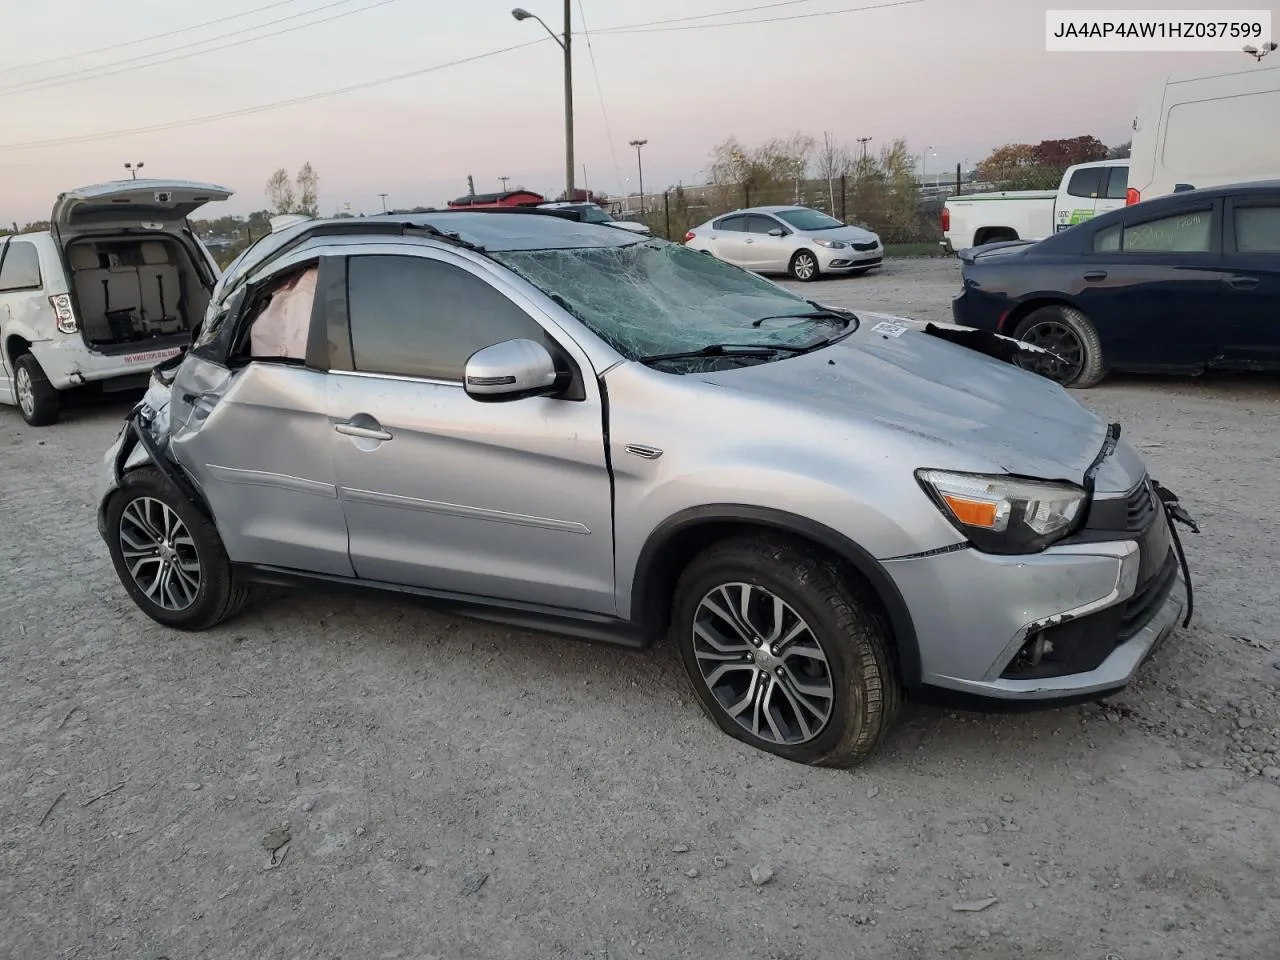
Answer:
(812, 238, 846, 249)
(915, 470, 1086, 554)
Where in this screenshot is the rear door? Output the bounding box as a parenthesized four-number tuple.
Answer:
(168, 255, 353, 576)
(1056, 166, 1107, 233)
(705, 214, 751, 264)
(1096, 165, 1129, 218)
(51, 180, 233, 240)
(326, 248, 616, 614)
(1077, 200, 1227, 368)
(1220, 195, 1280, 366)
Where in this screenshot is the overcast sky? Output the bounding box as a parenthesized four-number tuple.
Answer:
(0, 0, 1249, 224)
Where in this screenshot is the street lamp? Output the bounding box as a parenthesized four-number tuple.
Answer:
(513, 4, 574, 200)
(1243, 42, 1277, 61)
(629, 139, 647, 216)
(124, 161, 144, 180)
(378, 193, 388, 213)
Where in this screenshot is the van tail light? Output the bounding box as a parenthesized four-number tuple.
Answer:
(684, 231, 695, 242)
(1125, 188, 1140, 206)
(941, 207, 950, 232)
(49, 294, 78, 334)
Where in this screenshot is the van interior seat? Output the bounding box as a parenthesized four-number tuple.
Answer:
(138, 240, 183, 330)
(69, 243, 143, 343)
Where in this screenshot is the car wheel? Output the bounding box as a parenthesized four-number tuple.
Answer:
(14, 354, 61, 426)
(1013, 305, 1107, 388)
(788, 250, 820, 281)
(105, 467, 249, 630)
(672, 536, 900, 767)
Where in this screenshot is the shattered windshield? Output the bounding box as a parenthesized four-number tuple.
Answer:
(492, 241, 834, 364)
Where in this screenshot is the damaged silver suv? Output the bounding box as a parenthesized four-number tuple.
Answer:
(97, 210, 1197, 767)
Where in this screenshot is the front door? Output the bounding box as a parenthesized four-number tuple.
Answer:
(707, 214, 751, 265)
(1220, 196, 1280, 366)
(1078, 200, 1227, 369)
(327, 251, 616, 615)
(742, 214, 794, 272)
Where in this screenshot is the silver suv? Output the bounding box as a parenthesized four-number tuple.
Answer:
(96, 210, 1196, 767)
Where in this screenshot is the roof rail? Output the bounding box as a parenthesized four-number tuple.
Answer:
(440, 206, 584, 221)
(225, 219, 484, 299)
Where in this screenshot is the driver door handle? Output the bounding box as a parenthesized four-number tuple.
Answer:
(1225, 275, 1259, 290)
(1083, 270, 1107, 282)
(335, 420, 392, 442)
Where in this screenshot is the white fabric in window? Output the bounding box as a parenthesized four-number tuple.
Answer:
(250, 266, 317, 359)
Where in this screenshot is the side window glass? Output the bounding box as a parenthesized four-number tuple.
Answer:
(1093, 224, 1121, 252)
(0, 241, 42, 292)
(1066, 168, 1103, 199)
(1235, 205, 1280, 253)
(1103, 167, 1129, 200)
(747, 215, 782, 234)
(348, 255, 549, 381)
(1121, 209, 1213, 253)
(715, 216, 747, 232)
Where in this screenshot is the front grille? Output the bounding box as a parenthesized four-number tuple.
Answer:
(1125, 478, 1158, 532)
(1119, 549, 1178, 641)
(852, 241, 878, 251)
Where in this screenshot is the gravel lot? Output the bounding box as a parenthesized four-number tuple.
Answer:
(3, 256, 1278, 959)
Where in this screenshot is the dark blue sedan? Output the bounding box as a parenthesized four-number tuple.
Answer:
(951, 180, 1280, 387)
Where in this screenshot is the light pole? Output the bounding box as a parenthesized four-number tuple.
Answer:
(124, 161, 144, 180)
(1243, 42, 1277, 61)
(629, 139, 647, 216)
(513, 5, 574, 200)
(378, 193, 388, 213)
(499, 176, 510, 191)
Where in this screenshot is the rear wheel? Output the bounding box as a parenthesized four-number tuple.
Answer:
(14, 354, 61, 426)
(672, 536, 900, 767)
(105, 468, 249, 630)
(789, 250, 820, 281)
(1013, 305, 1107, 388)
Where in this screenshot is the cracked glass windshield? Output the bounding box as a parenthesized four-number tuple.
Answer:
(492, 240, 844, 365)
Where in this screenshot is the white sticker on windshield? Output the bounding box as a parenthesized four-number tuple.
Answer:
(872, 320, 908, 338)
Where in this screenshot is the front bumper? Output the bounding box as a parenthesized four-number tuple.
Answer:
(816, 244, 882, 272)
(886, 506, 1183, 700)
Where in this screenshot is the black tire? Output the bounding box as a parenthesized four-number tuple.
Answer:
(788, 249, 821, 282)
(104, 467, 249, 630)
(1013, 305, 1107, 388)
(672, 536, 900, 768)
(14, 353, 61, 426)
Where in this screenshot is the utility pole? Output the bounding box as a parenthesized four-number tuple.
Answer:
(378, 193, 388, 213)
(499, 176, 510, 191)
(124, 161, 144, 180)
(513, 5, 574, 200)
(856, 137, 871, 162)
(629, 139, 647, 216)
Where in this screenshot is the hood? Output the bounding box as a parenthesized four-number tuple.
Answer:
(812, 224, 879, 243)
(52, 179, 233, 235)
(696, 313, 1108, 484)
(958, 239, 1035, 263)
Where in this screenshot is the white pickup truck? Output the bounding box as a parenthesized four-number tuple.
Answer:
(941, 160, 1129, 252)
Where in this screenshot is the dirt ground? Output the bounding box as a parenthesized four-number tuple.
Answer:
(2, 256, 1278, 960)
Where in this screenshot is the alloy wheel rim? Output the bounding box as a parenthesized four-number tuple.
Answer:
(119, 497, 202, 611)
(1016, 321, 1085, 384)
(794, 254, 816, 279)
(15, 367, 34, 417)
(692, 582, 834, 746)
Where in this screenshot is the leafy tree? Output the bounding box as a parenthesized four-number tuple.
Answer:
(1033, 136, 1108, 168)
(264, 164, 320, 216)
(975, 144, 1037, 183)
(296, 162, 319, 217)
(265, 168, 296, 215)
(1108, 140, 1132, 159)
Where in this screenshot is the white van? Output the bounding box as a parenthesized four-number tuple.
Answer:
(0, 179, 231, 425)
(1127, 61, 1280, 205)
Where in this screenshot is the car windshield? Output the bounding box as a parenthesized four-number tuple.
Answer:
(492, 240, 834, 364)
(774, 208, 845, 231)
(558, 204, 612, 224)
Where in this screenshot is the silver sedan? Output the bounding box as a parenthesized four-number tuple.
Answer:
(684, 205, 883, 280)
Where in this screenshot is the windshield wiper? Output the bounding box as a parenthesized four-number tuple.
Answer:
(637, 342, 808, 365)
(751, 305, 856, 329)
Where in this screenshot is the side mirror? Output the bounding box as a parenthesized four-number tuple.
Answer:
(464, 338, 560, 402)
(767, 228, 785, 237)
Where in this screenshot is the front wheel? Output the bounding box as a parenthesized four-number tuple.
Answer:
(789, 250, 820, 281)
(105, 467, 249, 630)
(1013, 305, 1107, 388)
(672, 537, 900, 767)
